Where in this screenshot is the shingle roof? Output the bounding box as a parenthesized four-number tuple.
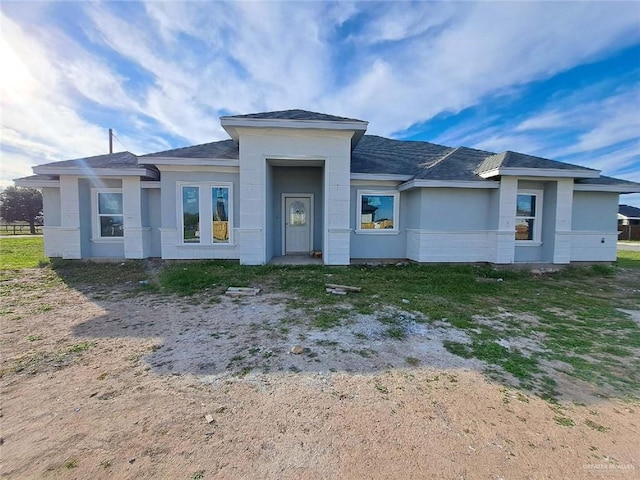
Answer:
(352, 135, 451, 176)
(38, 151, 143, 169)
(221, 109, 366, 123)
(619, 204, 640, 218)
(142, 139, 239, 159)
(415, 146, 496, 182)
(576, 175, 639, 186)
(476, 151, 598, 175)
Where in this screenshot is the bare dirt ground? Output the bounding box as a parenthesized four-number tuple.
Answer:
(1, 269, 638, 479)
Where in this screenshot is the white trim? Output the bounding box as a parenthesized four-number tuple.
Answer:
(574, 184, 640, 193)
(350, 173, 412, 182)
(157, 165, 239, 173)
(356, 190, 400, 234)
(14, 178, 60, 188)
(221, 117, 368, 142)
(91, 188, 124, 242)
(516, 189, 543, 244)
(141, 181, 161, 189)
(177, 181, 234, 246)
(351, 180, 402, 187)
(399, 179, 499, 191)
(146, 157, 239, 166)
(478, 167, 600, 179)
(281, 193, 314, 255)
(33, 166, 158, 178)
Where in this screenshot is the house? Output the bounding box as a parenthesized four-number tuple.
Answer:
(618, 204, 640, 226)
(15, 109, 640, 265)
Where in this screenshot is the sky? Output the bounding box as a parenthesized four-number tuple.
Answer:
(1, 1, 639, 206)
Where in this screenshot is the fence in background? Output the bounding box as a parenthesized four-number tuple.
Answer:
(0, 224, 43, 235)
(619, 225, 640, 241)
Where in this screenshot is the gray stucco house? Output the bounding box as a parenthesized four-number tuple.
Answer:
(16, 109, 640, 265)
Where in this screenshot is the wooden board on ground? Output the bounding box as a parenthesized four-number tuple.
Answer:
(225, 287, 260, 297)
(325, 283, 361, 293)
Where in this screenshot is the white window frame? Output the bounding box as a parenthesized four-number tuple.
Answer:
(177, 182, 234, 246)
(515, 189, 543, 245)
(356, 190, 400, 234)
(91, 188, 124, 242)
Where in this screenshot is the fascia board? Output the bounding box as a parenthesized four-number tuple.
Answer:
(350, 173, 412, 182)
(399, 180, 499, 191)
(14, 178, 60, 188)
(142, 157, 239, 166)
(33, 166, 159, 179)
(574, 184, 640, 193)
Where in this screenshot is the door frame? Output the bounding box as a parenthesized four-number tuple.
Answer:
(281, 193, 314, 255)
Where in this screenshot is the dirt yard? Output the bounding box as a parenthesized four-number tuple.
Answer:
(1, 268, 638, 479)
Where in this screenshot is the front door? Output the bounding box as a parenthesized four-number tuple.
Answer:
(284, 196, 312, 254)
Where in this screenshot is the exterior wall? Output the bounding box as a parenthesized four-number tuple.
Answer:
(514, 180, 554, 263)
(350, 185, 405, 259)
(237, 128, 352, 265)
(407, 188, 497, 263)
(41, 187, 64, 258)
(271, 166, 323, 257)
(79, 178, 124, 258)
(159, 169, 240, 260)
(571, 191, 619, 261)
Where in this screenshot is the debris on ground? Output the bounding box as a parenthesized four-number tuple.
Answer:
(205, 414, 215, 424)
(225, 287, 260, 297)
(290, 345, 304, 354)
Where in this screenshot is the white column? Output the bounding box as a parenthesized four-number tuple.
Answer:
(58, 175, 81, 259)
(323, 156, 351, 265)
(495, 177, 517, 264)
(553, 179, 573, 264)
(123, 177, 145, 259)
(238, 156, 266, 265)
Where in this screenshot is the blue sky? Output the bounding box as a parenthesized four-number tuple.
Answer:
(1, 1, 639, 206)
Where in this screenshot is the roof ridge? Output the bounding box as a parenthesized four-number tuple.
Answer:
(143, 138, 235, 157)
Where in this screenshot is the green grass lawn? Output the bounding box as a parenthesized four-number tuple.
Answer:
(0, 236, 47, 269)
(3, 235, 639, 401)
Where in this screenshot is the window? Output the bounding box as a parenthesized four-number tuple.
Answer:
(179, 182, 233, 245)
(356, 191, 399, 233)
(515, 190, 543, 242)
(182, 186, 200, 243)
(92, 189, 123, 240)
(212, 186, 230, 243)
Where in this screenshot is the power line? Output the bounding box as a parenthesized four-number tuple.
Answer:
(110, 131, 130, 153)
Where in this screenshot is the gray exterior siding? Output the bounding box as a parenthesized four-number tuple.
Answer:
(420, 188, 494, 230)
(78, 178, 124, 258)
(143, 188, 162, 257)
(572, 191, 619, 231)
(42, 187, 61, 226)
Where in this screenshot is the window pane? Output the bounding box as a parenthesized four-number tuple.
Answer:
(517, 195, 535, 217)
(289, 200, 307, 226)
(100, 215, 124, 237)
(183, 186, 200, 243)
(515, 218, 534, 240)
(98, 193, 123, 215)
(361, 195, 394, 229)
(212, 187, 229, 243)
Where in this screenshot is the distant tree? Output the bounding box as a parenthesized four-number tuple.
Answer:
(0, 187, 43, 234)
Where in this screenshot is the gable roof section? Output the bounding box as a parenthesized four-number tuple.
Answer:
(351, 135, 451, 176)
(619, 204, 640, 218)
(476, 151, 600, 179)
(142, 139, 239, 159)
(32, 151, 158, 178)
(221, 109, 365, 123)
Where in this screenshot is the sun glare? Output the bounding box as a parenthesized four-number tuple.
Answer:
(0, 37, 36, 102)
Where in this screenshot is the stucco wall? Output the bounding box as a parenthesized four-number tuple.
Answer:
(77, 178, 124, 258)
(237, 128, 352, 265)
(571, 191, 619, 261)
(143, 188, 162, 257)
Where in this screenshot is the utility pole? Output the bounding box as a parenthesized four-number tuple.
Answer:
(109, 128, 113, 154)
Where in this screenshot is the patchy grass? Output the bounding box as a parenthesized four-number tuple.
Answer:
(50, 259, 150, 289)
(616, 250, 640, 268)
(0, 236, 47, 269)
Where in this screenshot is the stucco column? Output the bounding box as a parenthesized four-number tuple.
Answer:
(123, 177, 145, 259)
(553, 179, 573, 264)
(238, 152, 266, 265)
(58, 175, 82, 259)
(323, 156, 351, 265)
(495, 176, 517, 264)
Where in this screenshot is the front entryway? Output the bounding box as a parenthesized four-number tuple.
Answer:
(283, 195, 313, 254)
